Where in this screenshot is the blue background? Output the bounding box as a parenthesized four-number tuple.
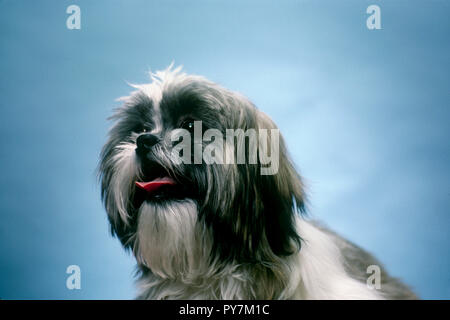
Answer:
(0, 0, 449, 299)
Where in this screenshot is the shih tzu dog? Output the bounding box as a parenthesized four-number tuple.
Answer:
(98, 66, 416, 299)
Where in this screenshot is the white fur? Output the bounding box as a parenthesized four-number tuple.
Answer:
(293, 219, 383, 299)
(135, 211, 384, 300)
(108, 142, 140, 225)
(134, 200, 203, 278)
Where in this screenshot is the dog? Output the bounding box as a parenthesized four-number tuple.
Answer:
(98, 66, 417, 299)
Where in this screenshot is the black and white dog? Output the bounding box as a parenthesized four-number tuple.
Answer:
(99, 66, 416, 299)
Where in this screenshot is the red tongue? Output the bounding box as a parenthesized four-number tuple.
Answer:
(135, 177, 176, 194)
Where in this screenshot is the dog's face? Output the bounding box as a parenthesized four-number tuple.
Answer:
(99, 67, 305, 277)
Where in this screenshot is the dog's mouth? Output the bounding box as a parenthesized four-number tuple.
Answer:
(135, 177, 177, 194)
(132, 162, 194, 208)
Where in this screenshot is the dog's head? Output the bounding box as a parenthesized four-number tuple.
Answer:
(99, 66, 305, 277)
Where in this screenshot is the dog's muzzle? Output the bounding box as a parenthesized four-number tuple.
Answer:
(135, 133, 160, 158)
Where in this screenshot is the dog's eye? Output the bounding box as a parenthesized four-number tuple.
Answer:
(133, 126, 147, 134)
(180, 119, 195, 132)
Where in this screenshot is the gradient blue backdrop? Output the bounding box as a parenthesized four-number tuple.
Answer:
(0, 0, 449, 299)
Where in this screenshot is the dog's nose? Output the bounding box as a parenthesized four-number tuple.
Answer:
(136, 133, 160, 151)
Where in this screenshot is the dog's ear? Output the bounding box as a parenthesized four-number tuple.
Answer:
(205, 109, 305, 263)
(98, 123, 140, 250)
(255, 111, 305, 256)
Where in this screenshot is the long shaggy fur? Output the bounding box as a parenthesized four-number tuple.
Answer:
(98, 65, 417, 299)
